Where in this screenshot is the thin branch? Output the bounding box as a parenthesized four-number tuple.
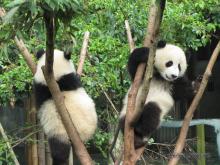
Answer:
(123, 1, 166, 164)
(168, 41, 220, 165)
(98, 84, 118, 115)
(0, 123, 20, 165)
(77, 31, 90, 75)
(42, 11, 93, 165)
(14, 37, 36, 74)
(125, 20, 135, 52)
(11, 130, 39, 148)
(111, 20, 135, 164)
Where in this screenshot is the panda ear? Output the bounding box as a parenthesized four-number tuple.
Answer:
(64, 51, 71, 60)
(157, 40, 166, 49)
(36, 49, 45, 59)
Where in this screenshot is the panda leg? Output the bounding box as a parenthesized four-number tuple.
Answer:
(133, 102, 161, 148)
(48, 135, 71, 165)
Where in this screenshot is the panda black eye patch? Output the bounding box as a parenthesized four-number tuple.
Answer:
(178, 64, 181, 71)
(165, 61, 173, 67)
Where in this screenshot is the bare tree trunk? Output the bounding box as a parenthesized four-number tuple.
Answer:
(168, 41, 220, 165)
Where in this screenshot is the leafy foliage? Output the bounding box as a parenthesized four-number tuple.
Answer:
(0, 138, 14, 165)
(161, 0, 220, 50)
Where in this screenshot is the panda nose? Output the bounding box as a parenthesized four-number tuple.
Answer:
(171, 74, 177, 79)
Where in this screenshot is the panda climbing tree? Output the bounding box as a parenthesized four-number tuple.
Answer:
(8, 9, 96, 165)
(119, 1, 168, 164)
(37, 11, 96, 165)
(120, 40, 195, 149)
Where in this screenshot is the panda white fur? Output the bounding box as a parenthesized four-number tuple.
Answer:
(120, 41, 194, 148)
(34, 49, 97, 165)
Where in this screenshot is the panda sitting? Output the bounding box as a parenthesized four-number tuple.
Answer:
(34, 49, 97, 165)
(120, 41, 195, 148)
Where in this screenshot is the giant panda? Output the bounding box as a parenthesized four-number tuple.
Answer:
(120, 41, 194, 148)
(33, 49, 97, 165)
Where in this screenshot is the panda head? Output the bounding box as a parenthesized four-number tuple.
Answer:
(154, 42, 187, 82)
(34, 49, 76, 84)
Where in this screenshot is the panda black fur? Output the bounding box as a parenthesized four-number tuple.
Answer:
(120, 41, 194, 148)
(34, 49, 97, 165)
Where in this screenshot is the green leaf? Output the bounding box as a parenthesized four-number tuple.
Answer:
(2, 6, 19, 24)
(6, 0, 25, 8)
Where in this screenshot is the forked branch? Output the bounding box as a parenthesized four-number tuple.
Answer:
(123, 1, 166, 164)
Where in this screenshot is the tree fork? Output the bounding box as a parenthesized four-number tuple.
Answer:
(123, 0, 166, 164)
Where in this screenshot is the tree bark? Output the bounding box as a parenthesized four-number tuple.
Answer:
(125, 20, 135, 52)
(77, 31, 90, 75)
(168, 41, 220, 165)
(14, 37, 36, 74)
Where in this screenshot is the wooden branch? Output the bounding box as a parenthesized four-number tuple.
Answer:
(110, 22, 135, 162)
(123, 1, 166, 164)
(0, 123, 20, 165)
(0, 7, 37, 75)
(168, 41, 220, 165)
(112, 20, 138, 164)
(42, 12, 93, 165)
(14, 37, 36, 74)
(125, 20, 135, 52)
(77, 31, 90, 75)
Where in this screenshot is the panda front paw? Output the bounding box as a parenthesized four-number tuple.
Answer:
(130, 47, 149, 63)
(128, 47, 149, 80)
(192, 75, 202, 94)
